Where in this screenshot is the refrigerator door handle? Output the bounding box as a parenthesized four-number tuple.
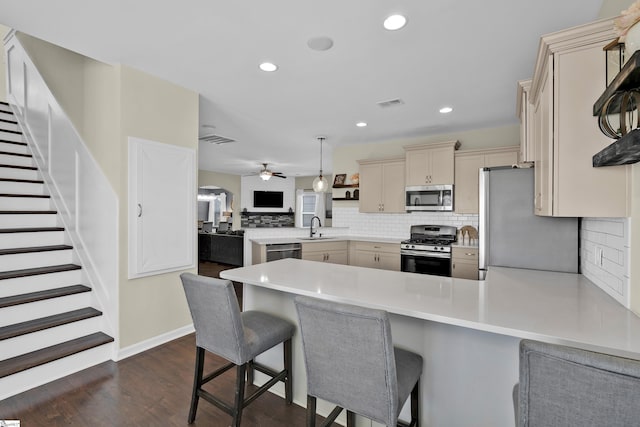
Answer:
(478, 168, 489, 273)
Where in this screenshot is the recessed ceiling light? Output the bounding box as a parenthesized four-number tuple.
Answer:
(439, 106, 453, 114)
(308, 36, 334, 51)
(384, 14, 407, 31)
(356, 122, 367, 127)
(259, 62, 278, 72)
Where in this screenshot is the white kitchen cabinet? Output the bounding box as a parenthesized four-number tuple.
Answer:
(358, 157, 405, 213)
(404, 141, 458, 186)
(451, 247, 478, 280)
(529, 18, 630, 217)
(454, 146, 519, 214)
(349, 241, 400, 271)
(128, 137, 196, 278)
(516, 79, 535, 163)
(302, 241, 348, 265)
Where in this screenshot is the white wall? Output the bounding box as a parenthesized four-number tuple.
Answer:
(241, 175, 295, 212)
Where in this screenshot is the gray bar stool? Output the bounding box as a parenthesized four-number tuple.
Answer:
(294, 295, 422, 427)
(180, 273, 295, 426)
(516, 339, 640, 426)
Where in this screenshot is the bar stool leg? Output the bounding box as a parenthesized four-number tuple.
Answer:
(307, 395, 317, 427)
(247, 359, 254, 385)
(232, 364, 247, 427)
(188, 347, 205, 423)
(284, 339, 293, 404)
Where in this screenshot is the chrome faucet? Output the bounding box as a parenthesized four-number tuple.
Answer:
(309, 216, 322, 238)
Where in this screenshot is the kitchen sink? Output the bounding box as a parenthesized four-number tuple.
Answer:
(298, 236, 336, 240)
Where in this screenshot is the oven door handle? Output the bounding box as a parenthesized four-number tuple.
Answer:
(401, 250, 451, 259)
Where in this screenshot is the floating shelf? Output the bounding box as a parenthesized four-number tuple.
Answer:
(332, 197, 359, 201)
(593, 50, 640, 116)
(593, 128, 640, 167)
(332, 183, 359, 188)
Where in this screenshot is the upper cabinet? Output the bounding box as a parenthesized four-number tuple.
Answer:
(454, 146, 519, 214)
(516, 79, 535, 163)
(528, 18, 630, 217)
(358, 157, 405, 213)
(404, 141, 459, 186)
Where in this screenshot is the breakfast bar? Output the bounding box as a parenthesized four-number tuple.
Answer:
(221, 258, 640, 427)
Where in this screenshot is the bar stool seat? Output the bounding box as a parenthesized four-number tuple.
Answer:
(294, 295, 422, 427)
(180, 273, 294, 426)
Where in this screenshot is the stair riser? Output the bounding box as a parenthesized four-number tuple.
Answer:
(0, 122, 20, 133)
(0, 106, 12, 114)
(0, 181, 45, 194)
(0, 154, 33, 168)
(0, 167, 39, 181)
(0, 214, 58, 228)
(0, 315, 102, 360)
(0, 131, 23, 143)
(0, 249, 73, 271)
(0, 269, 82, 298)
(0, 231, 65, 250)
(0, 142, 28, 155)
(0, 343, 112, 401)
(0, 293, 93, 328)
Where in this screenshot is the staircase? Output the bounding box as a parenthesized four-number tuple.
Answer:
(0, 101, 113, 398)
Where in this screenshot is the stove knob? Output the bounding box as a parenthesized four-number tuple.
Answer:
(411, 245, 415, 249)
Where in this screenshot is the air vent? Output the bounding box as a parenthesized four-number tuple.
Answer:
(377, 98, 405, 108)
(198, 134, 236, 145)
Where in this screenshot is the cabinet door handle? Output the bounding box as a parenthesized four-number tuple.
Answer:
(137, 203, 142, 217)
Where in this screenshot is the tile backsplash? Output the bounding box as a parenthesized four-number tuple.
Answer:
(581, 217, 630, 308)
(332, 206, 478, 239)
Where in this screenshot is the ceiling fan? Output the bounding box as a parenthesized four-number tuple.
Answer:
(253, 163, 286, 181)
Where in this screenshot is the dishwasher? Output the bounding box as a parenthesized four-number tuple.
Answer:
(265, 242, 302, 262)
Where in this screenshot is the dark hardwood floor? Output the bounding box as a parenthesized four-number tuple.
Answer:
(0, 333, 334, 426)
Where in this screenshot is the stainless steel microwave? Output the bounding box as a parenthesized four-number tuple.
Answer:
(405, 185, 454, 211)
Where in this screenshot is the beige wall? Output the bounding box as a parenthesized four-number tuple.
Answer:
(0, 24, 9, 101)
(118, 65, 198, 348)
(333, 124, 519, 179)
(599, 0, 634, 18)
(295, 176, 316, 191)
(198, 169, 242, 230)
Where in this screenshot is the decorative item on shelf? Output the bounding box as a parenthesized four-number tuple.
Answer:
(350, 173, 359, 185)
(603, 38, 625, 86)
(312, 136, 329, 192)
(333, 173, 346, 186)
(615, 1, 640, 57)
(598, 89, 640, 139)
(345, 190, 351, 199)
(288, 207, 293, 213)
(353, 189, 359, 200)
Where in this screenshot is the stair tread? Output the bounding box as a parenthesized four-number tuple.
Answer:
(0, 332, 113, 378)
(0, 284, 90, 308)
(0, 151, 31, 158)
(0, 227, 63, 233)
(0, 129, 22, 135)
(0, 210, 57, 214)
(0, 244, 72, 256)
(0, 263, 80, 280)
(0, 139, 27, 146)
(0, 307, 102, 341)
(0, 118, 18, 125)
(0, 164, 37, 170)
(0, 193, 50, 198)
(0, 178, 43, 184)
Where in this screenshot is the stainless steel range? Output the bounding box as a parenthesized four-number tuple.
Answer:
(401, 225, 457, 276)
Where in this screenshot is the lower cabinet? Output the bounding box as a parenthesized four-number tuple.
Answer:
(451, 247, 479, 280)
(349, 241, 400, 271)
(302, 241, 349, 265)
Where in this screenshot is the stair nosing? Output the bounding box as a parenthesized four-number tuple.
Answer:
(0, 151, 32, 158)
(0, 332, 114, 378)
(0, 263, 80, 280)
(0, 244, 73, 256)
(0, 307, 102, 341)
(0, 210, 57, 215)
(0, 164, 37, 171)
(0, 285, 90, 309)
(0, 193, 50, 198)
(0, 139, 27, 146)
(0, 178, 44, 184)
(0, 129, 22, 135)
(0, 118, 18, 125)
(0, 227, 64, 234)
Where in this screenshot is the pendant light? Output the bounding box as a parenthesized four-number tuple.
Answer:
(312, 136, 329, 192)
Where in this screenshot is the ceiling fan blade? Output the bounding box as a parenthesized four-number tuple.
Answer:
(272, 174, 287, 179)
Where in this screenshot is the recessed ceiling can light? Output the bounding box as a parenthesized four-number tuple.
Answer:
(308, 36, 334, 51)
(439, 106, 453, 114)
(356, 122, 367, 127)
(259, 62, 278, 72)
(384, 14, 407, 31)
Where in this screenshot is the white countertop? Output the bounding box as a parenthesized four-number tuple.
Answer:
(250, 235, 403, 245)
(221, 259, 640, 359)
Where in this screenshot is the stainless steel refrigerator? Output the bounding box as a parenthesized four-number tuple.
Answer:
(478, 166, 579, 280)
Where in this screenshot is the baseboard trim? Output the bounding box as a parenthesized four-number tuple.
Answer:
(116, 324, 194, 361)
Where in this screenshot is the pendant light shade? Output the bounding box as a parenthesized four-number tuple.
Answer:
(313, 137, 328, 192)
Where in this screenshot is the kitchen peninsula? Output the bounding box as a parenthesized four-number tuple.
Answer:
(221, 259, 640, 427)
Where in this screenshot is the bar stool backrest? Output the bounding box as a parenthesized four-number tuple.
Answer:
(295, 296, 399, 426)
(181, 273, 245, 365)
